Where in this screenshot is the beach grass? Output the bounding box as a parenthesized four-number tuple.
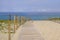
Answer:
(0, 16, 31, 33)
(48, 17, 60, 20)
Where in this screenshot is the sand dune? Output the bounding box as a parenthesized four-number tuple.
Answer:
(12, 20, 60, 40)
(33, 20, 60, 40)
(12, 21, 44, 40)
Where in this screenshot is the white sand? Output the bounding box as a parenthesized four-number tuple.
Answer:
(0, 32, 13, 40)
(0, 33, 8, 40)
(12, 20, 60, 40)
(33, 20, 60, 40)
(12, 21, 44, 40)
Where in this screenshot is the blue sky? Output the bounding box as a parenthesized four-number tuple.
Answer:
(0, 0, 60, 12)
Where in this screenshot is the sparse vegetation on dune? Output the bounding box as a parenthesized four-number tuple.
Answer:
(0, 16, 31, 33)
(48, 17, 60, 23)
(48, 17, 60, 20)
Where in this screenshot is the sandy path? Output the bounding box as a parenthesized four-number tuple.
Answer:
(12, 20, 60, 40)
(12, 21, 44, 40)
(33, 20, 60, 40)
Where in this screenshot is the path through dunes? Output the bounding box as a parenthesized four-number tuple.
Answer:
(12, 21, 44, 40)
(12, 20, 60, 40)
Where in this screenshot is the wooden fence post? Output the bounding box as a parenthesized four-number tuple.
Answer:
(8, 14, 11, 40)
(14, 15, 16, 33)
(14, 15, 18, 33)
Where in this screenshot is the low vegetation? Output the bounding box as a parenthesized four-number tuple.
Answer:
(0, 16, 31, 33)
(48, 17, 60, 20)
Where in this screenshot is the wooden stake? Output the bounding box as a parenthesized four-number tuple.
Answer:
(14, 15, 18, 33)
(8, 14, 11, 40)
(14, 16, 16, 33)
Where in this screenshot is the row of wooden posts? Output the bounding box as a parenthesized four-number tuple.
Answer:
(8, 15, 29, 40)
(8, 15, 18, 40)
